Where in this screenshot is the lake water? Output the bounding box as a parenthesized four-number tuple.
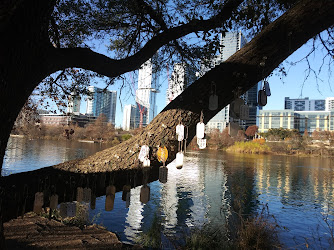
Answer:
(2, 137, 334, 249)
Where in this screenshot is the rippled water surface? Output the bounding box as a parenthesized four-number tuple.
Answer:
(3, 137, 334, 249)
(2, 137, 109, 176)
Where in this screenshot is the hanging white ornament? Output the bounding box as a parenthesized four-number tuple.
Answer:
(197, 138, 207, 149)
(175, 152, 184, 169)
(138, 145, 149, 162)
(264, 80, 271, 96)
(196, 122, 205, 139)
(239, 105, 249, 120)
(176, 124, 185, 141)
(143, 158, 150, 167)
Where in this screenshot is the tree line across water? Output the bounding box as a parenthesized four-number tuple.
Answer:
(11, 113, 133, 146)
(11, 111, 334, 156)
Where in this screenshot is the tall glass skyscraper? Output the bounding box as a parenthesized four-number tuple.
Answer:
(67, 91, 81, 115)
(204, 31, 261, 131)
(166, 63, 197, 105)
(122, 104, 137, 131)
(135, 57, 159, 127)
(86, 86, 117, 125)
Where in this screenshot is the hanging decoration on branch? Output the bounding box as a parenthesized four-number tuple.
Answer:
(157, 139, 169, 182)
(264, 80, 271, 96)
(174, 117, 189, 169)
(209, 82, 218, 111)
(138, 145, 149, 162)
(258, 56, 270, 106)
(258, 80, 268, 106)
(33, 192, 44, 214)
(176, 121, 185, 141)
(229, 86, 250, 120)
(240, 104, 249, 120)
(157, 145, 168, 166)
(139, 144, 150, 167)
(50, 194, 58, 210)
(196, 110, 206, 149)
(196, 111, 205, 139)
(175, 151, 184, 169)
(184, 126, 189, 153)
(230, 87, 244, 119)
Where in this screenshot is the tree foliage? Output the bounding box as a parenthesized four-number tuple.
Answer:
(85, 114, 115, 141)
(245, 125, 258, 138)
(260, 128, 300, 141)
(16, 0, 332, 106)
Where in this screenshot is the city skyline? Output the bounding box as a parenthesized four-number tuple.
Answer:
(86, 86, 117, 125)
(202, 31, 261, 132)
(63, 33, 333, 129)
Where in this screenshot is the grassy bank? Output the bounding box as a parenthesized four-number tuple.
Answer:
(226, 139, 270, 154)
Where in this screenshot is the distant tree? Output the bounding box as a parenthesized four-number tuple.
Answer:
(262, 128, 300, 141)
(303, 129, 309, 138)
(121, 134, 132, 142)
(221, 128, 235, 148)
(312, 130, 320, 140)
(245, 125, 258, 139)
(236, 130, 246, 142)
(86, 114, 115, 141)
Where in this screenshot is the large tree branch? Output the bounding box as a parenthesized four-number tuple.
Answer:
(51, 0, 334, 173)
(164, 0, 334, 121)
(49, 0, 243, 76)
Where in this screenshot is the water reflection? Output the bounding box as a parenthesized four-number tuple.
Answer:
(2, 137, 109, 176)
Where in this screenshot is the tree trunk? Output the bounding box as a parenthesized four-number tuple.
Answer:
(0, 1, 56, 248)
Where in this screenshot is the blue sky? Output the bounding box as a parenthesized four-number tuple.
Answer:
(264, 39, 333, 110)
(76, 34, 333, 128)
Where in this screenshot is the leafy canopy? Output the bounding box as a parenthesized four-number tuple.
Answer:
(37, 0, 308, 109)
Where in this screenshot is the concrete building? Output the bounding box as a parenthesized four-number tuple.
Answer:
(122, 104, 137, 131)
(284, 97, 326, 111)
(166, 63, 196, 105)
(201, 31, 261, 132)
(325, 97, 334, 111)
(39, 113, 97, 127)
(135, 58, 159, 127)
(258, 109, 334, 134)
(86, 86, 117, 125)
(67, 92, 81, 115)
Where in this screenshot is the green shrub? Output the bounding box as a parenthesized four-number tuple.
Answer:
(227, 141, 270, 154)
